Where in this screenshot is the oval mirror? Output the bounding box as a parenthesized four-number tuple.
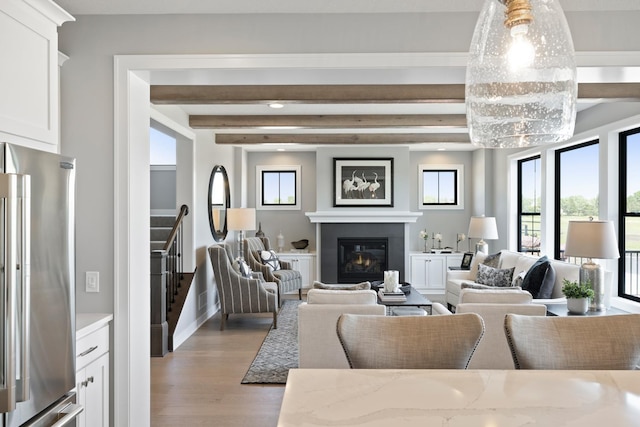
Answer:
(208, 165, 230, 242)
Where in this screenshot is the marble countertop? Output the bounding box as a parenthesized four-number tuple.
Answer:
(76, 312, 113, 340)
(278, 369, 640, 426)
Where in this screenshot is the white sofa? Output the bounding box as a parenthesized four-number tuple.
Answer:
(446, 250, 580, 309)
(298, 289, 386, 368)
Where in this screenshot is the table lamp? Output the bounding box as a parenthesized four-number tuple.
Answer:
(563, 219, 620, 311)
(227, 208, 256, 261)
(468, 216, 499, 254)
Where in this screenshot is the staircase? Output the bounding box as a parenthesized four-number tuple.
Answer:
(150, 206, 195, 356)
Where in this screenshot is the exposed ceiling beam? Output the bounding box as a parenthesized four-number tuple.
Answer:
(151, 83, 640, 104)
(190, 114, 467, 129)
(214, 133, 471, 145)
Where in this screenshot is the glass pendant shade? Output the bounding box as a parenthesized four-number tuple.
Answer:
(466, 0, 577, 148)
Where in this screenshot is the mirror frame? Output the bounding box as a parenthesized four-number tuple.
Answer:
(208, 164, 231, 242)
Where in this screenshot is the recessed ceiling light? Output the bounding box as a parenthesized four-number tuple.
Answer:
(277, 148, 285, 152)
(268, 103, 284, 109)
(437, 148, 446, 151)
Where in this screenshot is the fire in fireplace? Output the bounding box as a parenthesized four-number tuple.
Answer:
(337, 238, 388, 283)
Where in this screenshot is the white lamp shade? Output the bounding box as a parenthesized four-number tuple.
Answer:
(564, 220, 620, 259)
(466, 0, 577, 148)
(468, 216, 499, 240)
(227, 208, 256, 231)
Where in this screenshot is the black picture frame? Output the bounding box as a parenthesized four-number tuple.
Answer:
(333, 157, 394, 207)
(461, 252, 474, 269)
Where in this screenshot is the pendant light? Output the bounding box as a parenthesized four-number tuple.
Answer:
(466, 0, 577, 148)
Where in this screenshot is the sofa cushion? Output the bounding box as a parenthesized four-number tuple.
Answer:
(260, 249, 281, 271)
(313, 281, 371, 291)
(459, 288, 532, 304)
(521, 256, 550, 297)
(476, 264, 515, 288)
(306, 288, 377, 305)
(468, 252, 488, 278)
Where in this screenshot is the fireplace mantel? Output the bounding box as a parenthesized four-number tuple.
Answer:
(306, 211, 422, 224)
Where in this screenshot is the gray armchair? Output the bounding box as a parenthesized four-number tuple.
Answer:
(243, 237, 302, 306)
(208, 243, 278, 330)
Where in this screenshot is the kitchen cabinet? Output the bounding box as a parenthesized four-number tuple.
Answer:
(409, 252, 463, 293)
(277, 252, 316, 289)
(76, 313, 112, 427)
(0, 0, 73, 149)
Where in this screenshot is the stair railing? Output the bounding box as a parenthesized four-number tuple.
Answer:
(150, 204, 189, 357)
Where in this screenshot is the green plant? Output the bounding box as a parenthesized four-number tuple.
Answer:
(561, 279, 595, 299)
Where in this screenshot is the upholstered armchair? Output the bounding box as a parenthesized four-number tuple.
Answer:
(243, 237, 302, 306)
(208, 244, 278, 331)
(433, 288, 547, 369)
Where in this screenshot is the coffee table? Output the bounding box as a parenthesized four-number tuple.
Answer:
(377, 286, 432, 315)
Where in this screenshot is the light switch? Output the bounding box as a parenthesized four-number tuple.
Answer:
(86, 271, 99, 293)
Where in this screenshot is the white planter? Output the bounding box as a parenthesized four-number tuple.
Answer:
(567, 298, 589, 315)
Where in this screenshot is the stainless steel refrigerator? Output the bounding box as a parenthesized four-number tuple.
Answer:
(0, 143, 81, 427)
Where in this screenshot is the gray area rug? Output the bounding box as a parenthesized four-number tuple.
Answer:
(241, 299, 301, 384)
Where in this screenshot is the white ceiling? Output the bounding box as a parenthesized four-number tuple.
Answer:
(54, 0, 640, 15)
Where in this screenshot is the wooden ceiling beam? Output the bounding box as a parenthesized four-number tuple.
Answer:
(151, 83, 640, 104)
(190, 114, 467, 129)
(214, 133, 471, 145)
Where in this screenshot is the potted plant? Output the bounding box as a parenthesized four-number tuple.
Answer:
(561, 279, 594, 314)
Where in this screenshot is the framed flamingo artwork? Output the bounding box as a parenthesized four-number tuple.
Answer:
(333, 157, 393, 207)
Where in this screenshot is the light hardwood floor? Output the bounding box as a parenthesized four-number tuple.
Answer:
(151, 311, 286, 426)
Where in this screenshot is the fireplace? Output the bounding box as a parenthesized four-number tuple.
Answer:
(320, 222, 405, 283)
(337, 238, 388, 283)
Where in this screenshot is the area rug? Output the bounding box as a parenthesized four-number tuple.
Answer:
(241, 299, 301, 384)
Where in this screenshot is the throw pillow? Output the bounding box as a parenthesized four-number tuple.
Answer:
(521, 256, 551, 298)
(537, 264, 556, 299)
(260, 249, 281, 271)
(313, 281, 371, 290)
(513, 270, 527, 288)
(231, 258, 252, 278)
(482, 252, 502, 268)
(476, 264, 515, 288)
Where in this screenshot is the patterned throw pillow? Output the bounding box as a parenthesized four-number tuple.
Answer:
(476, 263, 515, 288)
(231, 258, 252, 278)
(260, 250, 281, 271)
(482, 252, 502, 268)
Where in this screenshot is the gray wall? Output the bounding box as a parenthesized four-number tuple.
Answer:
(150, 167, 176, 212)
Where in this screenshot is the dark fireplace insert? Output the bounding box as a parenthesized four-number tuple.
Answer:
(337, 238, 388, 283)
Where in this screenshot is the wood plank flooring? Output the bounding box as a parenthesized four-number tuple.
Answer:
(151, 310, 286, 426)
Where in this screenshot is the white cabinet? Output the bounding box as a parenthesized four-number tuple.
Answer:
(0, 0, 73, 149)
(409, 252, 463, 293)
(76, 313, 112, 427)
(277, 252, 316, 289)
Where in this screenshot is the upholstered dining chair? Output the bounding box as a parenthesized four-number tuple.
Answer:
(504, 313, 640, 369)
(208, 244, 278, 331)
(243, 237, 302, 306)
(336, 313, 485, 369)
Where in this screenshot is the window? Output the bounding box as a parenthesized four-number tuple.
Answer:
(256, 165, 301, 210)
(518, 156, 541, 254)
(418, 164, 464, 210)
(554, 140, 599, 261)
(619, 128, 640, 303)
(150, 125, 176, 165)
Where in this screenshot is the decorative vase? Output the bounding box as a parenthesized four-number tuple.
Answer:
(423, 240, 429, 253)
(255, 222, 265, 238)
(567, 298, 589, 315)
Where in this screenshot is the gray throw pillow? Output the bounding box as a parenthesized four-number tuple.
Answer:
(482, 252, 501, 268)
(476, 264, 515, 288)
(313, 281, 371, 290)
(231, 258, 252, 278)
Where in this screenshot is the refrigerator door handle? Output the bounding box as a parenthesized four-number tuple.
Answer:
(50, 403, 83, 427)
(0, 173, 19, 413)
(16, 174, 31, 402)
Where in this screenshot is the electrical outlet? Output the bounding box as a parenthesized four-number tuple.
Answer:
(86, 271, 99, 293)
